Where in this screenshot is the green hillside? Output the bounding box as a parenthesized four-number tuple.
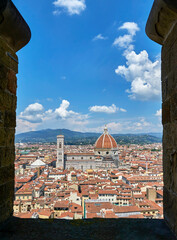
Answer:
(15, 129, 162, 145)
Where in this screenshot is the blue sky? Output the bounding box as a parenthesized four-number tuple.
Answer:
(13, 0, 162, 134)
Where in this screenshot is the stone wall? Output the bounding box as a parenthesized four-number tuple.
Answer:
(162, 22, 177, 236)
(0, 36, 18, 224)
(0, 0, 31, 225)
(146, 0, 177, 237)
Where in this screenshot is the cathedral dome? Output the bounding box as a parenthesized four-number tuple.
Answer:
(95, 126, 118, 149)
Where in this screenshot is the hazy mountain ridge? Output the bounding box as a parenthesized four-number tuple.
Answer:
(15, 129, 162, 145)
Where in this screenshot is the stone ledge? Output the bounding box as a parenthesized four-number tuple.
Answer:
(146, 0, 177, 45)
(0, 0, 31, 52)
(0, 217, 176, 240)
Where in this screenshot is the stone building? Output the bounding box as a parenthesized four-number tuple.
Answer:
(56, 126, 119, 171)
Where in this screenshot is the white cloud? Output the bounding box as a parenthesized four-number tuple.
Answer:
(17, 100, 89, 133)
(53, 0, 86, 15)
(119, 22, 140, 36)
(55, 100, 78, 118)
(53, 10, 61, 15)
(93, 34, 107, 41)
(155, 109, 162, 117)
(76, 117, 156, 134)
(89, 104, 127, 114)
(113, 34, 134, 49)
(113, 22, 139, 49)
(115, 50, 161, 101)
(89, 104, 118, 114)
(19, 103, 44, 123)
(120, 108, 127, 112)
(114, 22, 161, 101)
(16, 119, 40, 134)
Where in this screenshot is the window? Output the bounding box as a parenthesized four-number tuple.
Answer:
(72, 157, 74, 160)
(81, 157, 83, 159)
(106, 152, 109, 154)
(59, 143, 62, 148)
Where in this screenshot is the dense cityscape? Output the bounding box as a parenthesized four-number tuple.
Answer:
(14, 137, 163, 220)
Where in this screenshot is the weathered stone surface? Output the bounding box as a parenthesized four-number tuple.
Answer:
(0, 0, 31, 226)
(171, 93, 177, 121)
(0, 218, 176, 240)
(163, 147, 173, 190)
(0, 89, 17, 110)
(0, 38, 18, 73)
(7, 70, 17, 95)
(4, 111, 16, 128)
(162, 100, 171, 124)
(0, 127, 5, 146)
(164, 187, 177, 233)
(0, 165, 14, 185)
(0, 199, 13, 224)
(3, 147, 15, 167)
(0, 180, 14, 206)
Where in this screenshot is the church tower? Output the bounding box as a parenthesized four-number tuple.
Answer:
(56, 135, 64, 169)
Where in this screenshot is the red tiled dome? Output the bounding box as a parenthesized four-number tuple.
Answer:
(95, 127, 118, 149)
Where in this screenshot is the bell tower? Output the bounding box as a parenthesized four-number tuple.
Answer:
(56, 135, 64, 169)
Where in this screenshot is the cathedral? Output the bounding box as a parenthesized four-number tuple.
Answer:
(56, 126, 119, 171)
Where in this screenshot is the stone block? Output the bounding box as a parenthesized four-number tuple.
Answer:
(7, 70, 17, 95)
(163, 123, 172, 149)
(0, 91, 17, 111)
(163, 147, 173, 190)
(2, 147, 15, 167)
(171, 93, 177, 121)
(0, 38, 18, 74)
(162, 100, 171, 124)
(0, 198, 13, 223)
(0, 65, 8, 90)
(4, 111, 16, 128)
(0, 110, 4, 128)
(164, 187, 177, 234)
(0, 147, 5, 168)
(0, 127, 5, 146)
(5, 128, 15, 147)
(0, 165, 14, 185)
(0, 180, 14, 206)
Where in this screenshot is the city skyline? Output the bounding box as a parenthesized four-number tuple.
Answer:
(13, 0, 162, 134)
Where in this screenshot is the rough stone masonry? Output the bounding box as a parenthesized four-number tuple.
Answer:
(146, 0, 177, 237)
(0, 0, 31, 224)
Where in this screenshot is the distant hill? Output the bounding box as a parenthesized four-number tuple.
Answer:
(15, 129, 162, 145)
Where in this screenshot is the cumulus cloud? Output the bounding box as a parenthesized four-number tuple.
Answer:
(55, 100, 78, 119)
(17, 100, 89, 133)
(119, 22, 140, 36)
(89, 104, 118, 114)
(114, 22, 161, 101)
(93, 34, 107, 41)
(53, 0, 86, 15)
(113, 22, 139, 49)
(19, 103, 44, 123)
